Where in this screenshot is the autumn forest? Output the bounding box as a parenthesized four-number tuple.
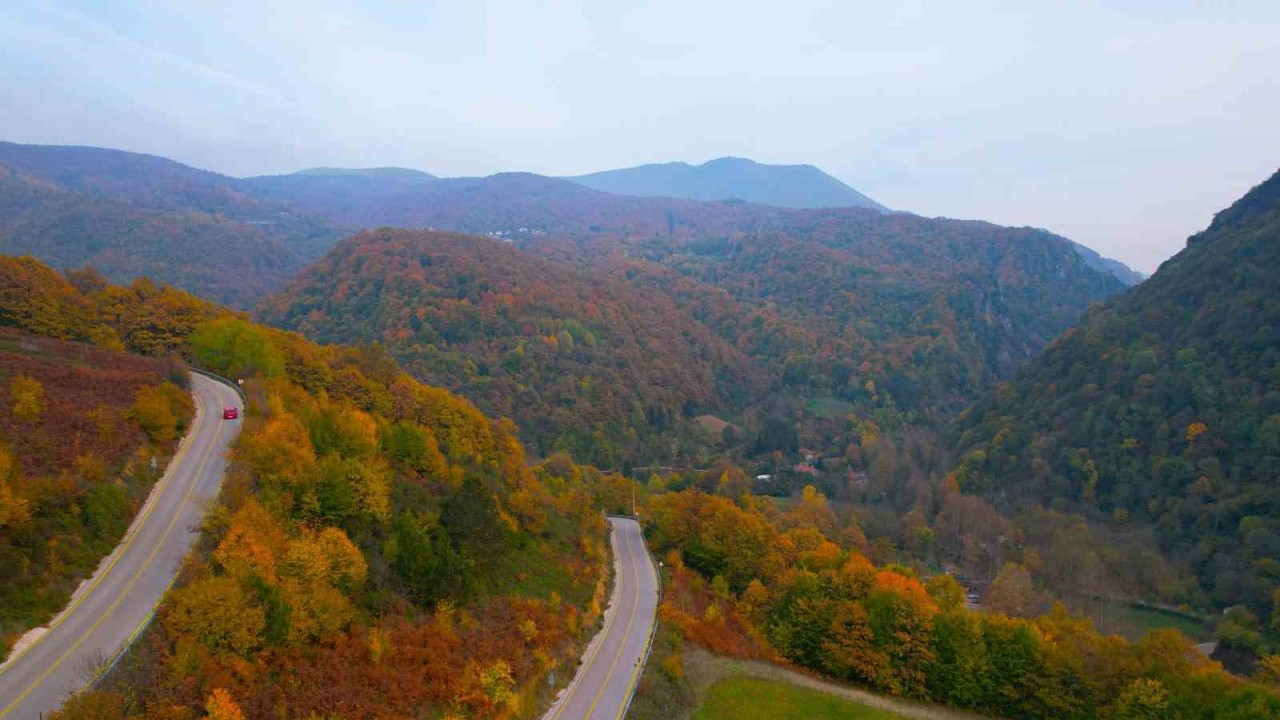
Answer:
(0, 139, 1277, 720)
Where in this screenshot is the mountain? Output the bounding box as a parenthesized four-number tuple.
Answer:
(1066, 238, 1147, 286)
(950, 168, 1280, 615)
(242, 166, 440, 228)
(0, 142, 339, 306)
(244, 157, 1142, 291)
(0, 167, 305, 307)
(259, 188, 1126, 469)
(566, 156, 889, 211)
(291, 167, 437, 179)
(257, 227, 765, 466)
(537, 208, 1128, 421)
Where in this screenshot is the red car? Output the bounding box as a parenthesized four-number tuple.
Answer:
(222, 406, 239, 420)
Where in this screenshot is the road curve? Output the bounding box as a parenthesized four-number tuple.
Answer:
(0, 373, 241, 719)
(543, 516, 659, 720)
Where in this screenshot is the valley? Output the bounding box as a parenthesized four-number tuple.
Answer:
(0, 146, 1277, 720)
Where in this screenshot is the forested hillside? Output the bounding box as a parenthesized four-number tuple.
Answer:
(0, 326, 191, 658)
(560, 209, 1128, 421)
(0, 256, 203, 655)
(0, 254, 621, 719)
(951, 169, 1280, 618)
(258, 228, 764, 467)
(0, 143, 337, 306)
(631, 487, 1280, 719)
(259, 186, 1125, 470)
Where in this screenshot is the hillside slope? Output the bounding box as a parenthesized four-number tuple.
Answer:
(566, 156, 889, 211)
(0, 143, 338, 306)
(258, 228, 764, 466)
(1067, 238, 1147, 286)
(950, 168, 1280, 614)
(518, 207, 1127, 424)
(0, 253, 619, 720)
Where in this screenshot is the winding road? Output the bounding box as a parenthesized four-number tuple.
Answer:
(0, 373, 241, 719)
(543, 516, 659, 720)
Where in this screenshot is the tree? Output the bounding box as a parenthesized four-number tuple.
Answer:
(865, 572, 937, 696)
(189, 317, 285, 379)
(820, 600, 891, 688)
(1113, 678, 1170, 720)
(204, 688, 245, 720)
(9, 375, 45, 421)
(754, 416, 798, 455)
(984, 563, 1043, 618)
(389, 512, 468, 606)
(787, 485, 837, 536)
(0, 478, 29, 530)
(131, 383, 183, 443)
(166, 576, 266, 656)
(237, 409, 316, 494)
(0, 444, 30, 530)
(442, 477, 508, 563)
(1257, 655, 1280, 688)
(926, 574, 966, 612)
(928, 611, 994, 708)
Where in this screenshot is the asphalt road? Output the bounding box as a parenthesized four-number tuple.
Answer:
(0, 373, 241, 719)
(543, 516, 659, 720)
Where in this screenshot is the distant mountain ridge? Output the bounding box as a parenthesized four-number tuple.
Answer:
(0, 142, 338, 306)
(0, 141, 1144, 303)
(1066, 239, 1146, 286)
(566, 156, 889, 212)
(291, 167, 437, 180)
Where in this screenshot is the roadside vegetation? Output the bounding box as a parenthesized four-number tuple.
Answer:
(0, 324, 191, 659)
(630, 486, 1280, 719)
(0, 255, 624, 719)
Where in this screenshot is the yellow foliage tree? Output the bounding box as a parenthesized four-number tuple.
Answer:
(1186, 422, 1208, 444)
(237, 409, 316, 492)
(128, 381, 190, 445)
(280, 580, 356, 644)
(348, 457, 392, 521)
(204, 688, 245, 720)
(1256, 655, 1280, 688)
(167, 576, 265, 656)
(212, 501, 286, 581)
(0, 444, 31, 530)
(282, 527, 368, 591)
(10, 375, 45, 421)
(983, 562, 1043, 618)
(316, 526, 369, 590)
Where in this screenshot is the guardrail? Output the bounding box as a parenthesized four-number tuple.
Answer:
(189, 366, 246, 403)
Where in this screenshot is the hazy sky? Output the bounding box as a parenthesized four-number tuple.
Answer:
(2, 1, 1278, 273)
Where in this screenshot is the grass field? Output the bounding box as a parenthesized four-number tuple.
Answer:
(1091, 600, 1210, 642)
(805, 396, 857, 419)
(694, 677, 907, 720)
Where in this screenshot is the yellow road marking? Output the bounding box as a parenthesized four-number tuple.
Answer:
(0, 388, 204, 679)
(549, 520, 626, 720)
(101, 383, 237, 676)
(614, 539, 657, 720)
(0, 381, 224, 719)
(584, 523, 641, 719)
